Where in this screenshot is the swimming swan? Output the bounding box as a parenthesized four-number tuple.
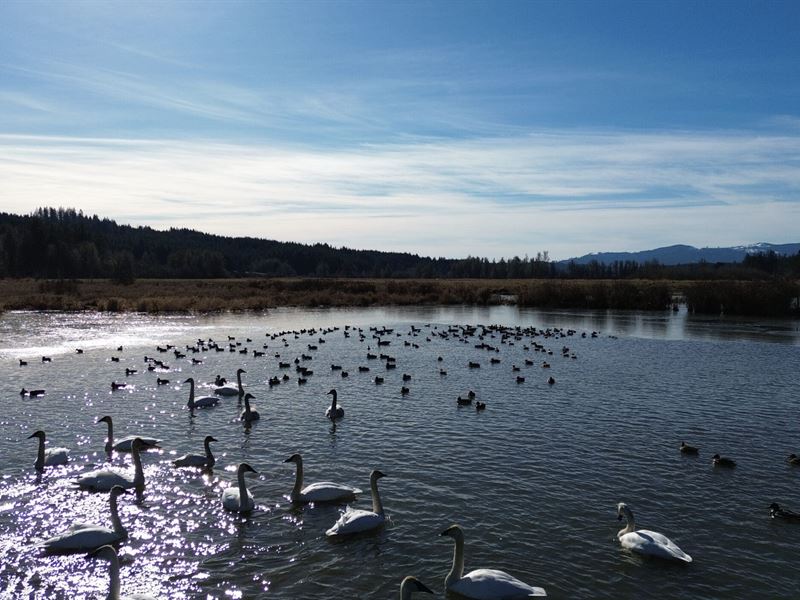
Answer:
(28, 430, 69, 472)
(400, 576, 434, 599)
(173, 435, 217, 468)
(616, 503, 692, 562)
(222, 463, 257, 512)
(97, 416, 160, 453)
(75, 438, 146, 492)
(240, 393, 260, 422)
(86, 544, 156, 600)
(42, 486, 128, 553)
(284, 453, 362, 503)
(440, 524, 547, 598)
(184, 378, 220, 410)
(325, 469, 386, 537)
(215, 368, 246, 396)
(325, 389, 344, 420)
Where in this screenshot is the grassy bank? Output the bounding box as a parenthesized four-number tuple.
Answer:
(0, 278, 796, 316)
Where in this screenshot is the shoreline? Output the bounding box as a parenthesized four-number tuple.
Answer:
(0, 277, 796, 317)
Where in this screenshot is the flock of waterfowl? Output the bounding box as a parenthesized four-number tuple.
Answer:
(12, 321, 800, 598)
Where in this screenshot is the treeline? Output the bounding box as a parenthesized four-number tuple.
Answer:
(0, 208, 555, 280)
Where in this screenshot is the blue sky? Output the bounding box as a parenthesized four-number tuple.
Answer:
(1, 0, 799, 260)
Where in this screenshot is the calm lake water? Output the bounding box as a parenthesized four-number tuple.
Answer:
(1, 306, 799, 599)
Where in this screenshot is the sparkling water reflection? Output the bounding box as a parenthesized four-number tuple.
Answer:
(0, 307, 798, 599)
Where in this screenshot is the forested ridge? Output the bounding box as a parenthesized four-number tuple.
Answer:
(1, 208, 799, 282)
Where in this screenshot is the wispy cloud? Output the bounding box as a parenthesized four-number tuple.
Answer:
(1, 128, 798, 259)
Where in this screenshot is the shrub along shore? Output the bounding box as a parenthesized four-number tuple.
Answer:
(0, 277, 797, 317)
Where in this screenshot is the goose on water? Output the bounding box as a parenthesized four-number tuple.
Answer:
(215, 368, 246, 396)
(184, 378, 220, 410)
(42, 486, 128, 553)
(786, 454, 800, 466)
(325, 469, 387, 537)
(440, 524, 547, 598)
(616, 503, 692, 563)
(75, 438, 146, 493)
(284, 453, 362, 503)
(326, 389, 344, 421)
(712, 453, 736, 468)
(86, 545, 156, 600)
(679, 441, 699, 455)
(240, 393, 260, 422)
(173, 435, 217, 468)
(399, 576, 434, 599)
(222, 463, 257, 513)
(97, 416, 160, 453)
(28, 430, 69, 472)
(769, 502, 800, 522)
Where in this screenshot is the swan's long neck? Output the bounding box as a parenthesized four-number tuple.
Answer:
(290, 458, 303, 500)
(445, 530, 465, 589)
(237, 469, 249, 509)
(105, 551, 121, 600)
(237, 371, 244, 396)
(104, 420, 114, 453)
(370, 474, 384, 516)
(329, 395, 338, 417)
(34, 436, 45, 472)
(204, 439, 215, 467)
(131, 446, 144, 490)
(618, 507, 635, 537)
(109, 494, 126, 537)
(243, 395, 252, 415)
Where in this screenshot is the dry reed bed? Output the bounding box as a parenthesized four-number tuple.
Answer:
(0, 278, 796, 316)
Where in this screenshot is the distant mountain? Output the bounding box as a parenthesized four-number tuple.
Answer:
(562, 243, 800, 266)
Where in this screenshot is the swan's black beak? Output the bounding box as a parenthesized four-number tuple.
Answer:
(418, 581, 434, 594)
(617, 514, 623, 522)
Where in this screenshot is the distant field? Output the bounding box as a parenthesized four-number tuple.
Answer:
(0, 277, 796, 316)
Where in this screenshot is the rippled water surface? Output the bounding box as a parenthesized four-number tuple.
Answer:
(1, 306, 799, 599)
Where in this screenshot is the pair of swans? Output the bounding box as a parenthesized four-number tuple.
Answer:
(97, 416, 160, 453)
(42, 485, 128, 552)
(87, 545, 156, 600)
(172, 435, 217, 468)
(75, 438, 146, 492)
(325, 469, 386, 537)
(215, 368, 246, 396)
(616, 503, 692, 562)
(184, 378, 220, 410)
(326, 389, 344, 420)
(284, 453, 361, 503)
(28, 430, 69, 472)
(441, 524, 547, 598)
(222, 463, 257, 512)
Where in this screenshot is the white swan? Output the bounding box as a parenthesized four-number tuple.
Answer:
(87, 545, 156, 600)
(616, 503, 692, 563)
(284, 453, 362, 503)
(215, 368, 245, 396)
(222, 463, 257, 513)
(184, 378, 220, 410)
(42, 486, 128, 553)
(325, 469, 386, 537)
(75, 438, 146, 492)
(400, 576, 434, 599)
(97, 416, 160, 453)
(173, 435, 217, 468)
(440, 524, 547, 598)
(28, 430, 69, 472)
(240, 393, 260, 422)
(325, 388, 344, 420)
